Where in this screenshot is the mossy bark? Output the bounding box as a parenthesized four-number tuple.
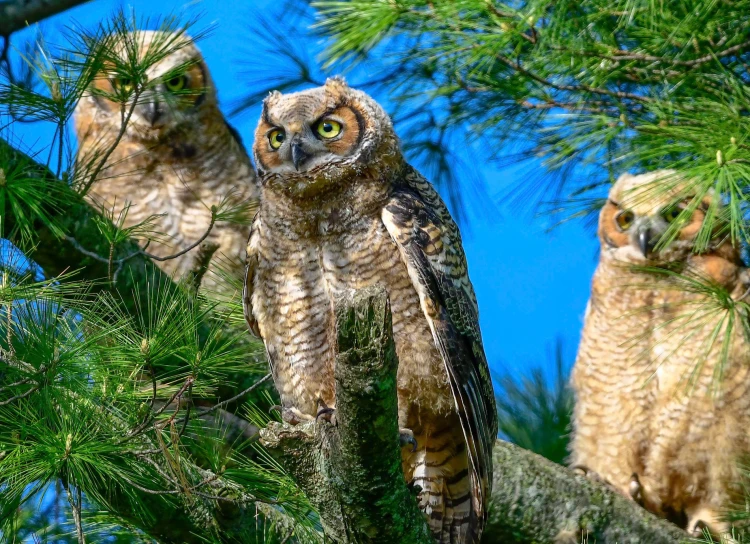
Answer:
(260, 286, 433, 544)
(486, 441, 687, 543)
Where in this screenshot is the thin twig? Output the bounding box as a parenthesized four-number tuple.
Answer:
(0, 384, 39, 405)
(152, 376, 195, 419)
(495, 53, 653, 103)
(0, 375, 34, 393)
(604, 38, 750, 67)
(65, 211, 216, 268)
(64, 483, 86, 544)
(195, 373, 272, 418)
(79, 95, 140, 195)
(142, 213, 217, 262)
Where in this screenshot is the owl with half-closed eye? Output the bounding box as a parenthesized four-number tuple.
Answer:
(243, 77, 497, 543)
(75, 30, 257, 292)
(571, 170, 750, 539)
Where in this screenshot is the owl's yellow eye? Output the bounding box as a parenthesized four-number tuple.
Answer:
(165, 75, 188, 93)
(615, 210, 635, 231)
(316, 118, 342, 139)
(662, 205, 685, 223)
(268, 129, 286, 150)
(112, 77, 134, 93)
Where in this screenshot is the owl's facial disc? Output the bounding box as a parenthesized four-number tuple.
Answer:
(97, 61, 208, 135)
(262, 112, 358, 174)
(254, 89, 366, 182)
(599, 198, 702, 263)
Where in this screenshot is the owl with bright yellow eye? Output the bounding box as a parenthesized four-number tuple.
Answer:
(243, 78, 497, 543)
(74, 30, 257, 291)
(571, 170, 750, 539)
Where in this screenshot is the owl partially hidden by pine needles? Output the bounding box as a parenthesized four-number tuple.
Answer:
(571, 170, 750, 538)
(243, 78, 497, 543)
(75, 30, 257, 292)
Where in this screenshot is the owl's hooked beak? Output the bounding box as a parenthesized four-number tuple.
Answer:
(633, 219, 666, 258)
(137, 90, 165, 127)
(143, 98, 164, 127)
(291, 139, 309, 172)
(637, 226, 653, 257)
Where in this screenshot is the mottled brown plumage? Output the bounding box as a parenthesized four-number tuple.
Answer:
(75, 31, 257, 291)
(243, 78, 497, 543)
(571, 170, 750, 538)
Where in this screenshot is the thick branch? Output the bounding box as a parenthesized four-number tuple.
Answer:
(486, 442, 686, 543)
(261, 286, 686, 544)
(261, 286, 432, 543)
(0, 0, 90, 37)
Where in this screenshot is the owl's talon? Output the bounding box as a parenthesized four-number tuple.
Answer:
(571, 465, 613, 488)
(688, 519, 709, 538)
(269, 404, 282, 414)
(316, 407, 336, 424)
(399, 428, 417, 452)
(315, 399, 336, 424)
(629, 473, 643, 505)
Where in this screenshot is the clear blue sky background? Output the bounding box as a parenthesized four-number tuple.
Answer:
(7, 0, 600, 383)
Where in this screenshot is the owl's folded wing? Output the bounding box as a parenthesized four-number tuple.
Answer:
(382, 165, 498, 521)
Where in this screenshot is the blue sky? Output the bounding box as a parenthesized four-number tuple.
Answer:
(7, 0, 600, 382)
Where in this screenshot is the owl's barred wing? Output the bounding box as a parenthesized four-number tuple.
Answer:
(382, 165, 498, 524)
(243, 214, 261, 339)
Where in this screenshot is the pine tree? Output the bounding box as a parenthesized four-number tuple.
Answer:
(309, 0, 750, 540)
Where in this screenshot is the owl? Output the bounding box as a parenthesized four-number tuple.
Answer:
(74, 30, 257, 292)
(243, 78, 497, 543)
(571, 170, 750, 538)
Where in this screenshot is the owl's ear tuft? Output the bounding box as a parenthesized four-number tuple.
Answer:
(325, 76, 349, 89)
(262, 91, 282, 121)
(265, 90, 282, 103)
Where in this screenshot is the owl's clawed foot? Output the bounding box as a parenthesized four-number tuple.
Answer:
(269, 405, 308, 425)
(629, 473, 643, 505)
(571, 464, 605, 483)
(315, 399, 337, 425)
(399, 428, 417, 452)
(688, 520, 710, 539)
(686, 507, 737, 543)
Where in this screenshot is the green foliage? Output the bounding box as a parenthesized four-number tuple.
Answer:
(0, 9, 322, 544)
(313, 0, 750, 242)
(495, 342, 572, 465)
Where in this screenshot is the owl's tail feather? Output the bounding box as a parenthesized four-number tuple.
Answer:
(406, 422, 480, 544)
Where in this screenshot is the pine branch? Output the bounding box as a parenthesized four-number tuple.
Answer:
(0, 0, 91, 37)
(0, 136, 291, 542)
(0, 137, 166, 315)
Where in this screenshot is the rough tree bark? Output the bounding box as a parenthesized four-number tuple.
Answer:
(261, 287, 688, 544)
(0, 0, 91, 37)
(261, 287, 433, 544)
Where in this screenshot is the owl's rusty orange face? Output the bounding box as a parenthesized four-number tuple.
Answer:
(254, 87, 364, 175)
(599, 171, 714, 263)
(84, 31, 215, 138)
